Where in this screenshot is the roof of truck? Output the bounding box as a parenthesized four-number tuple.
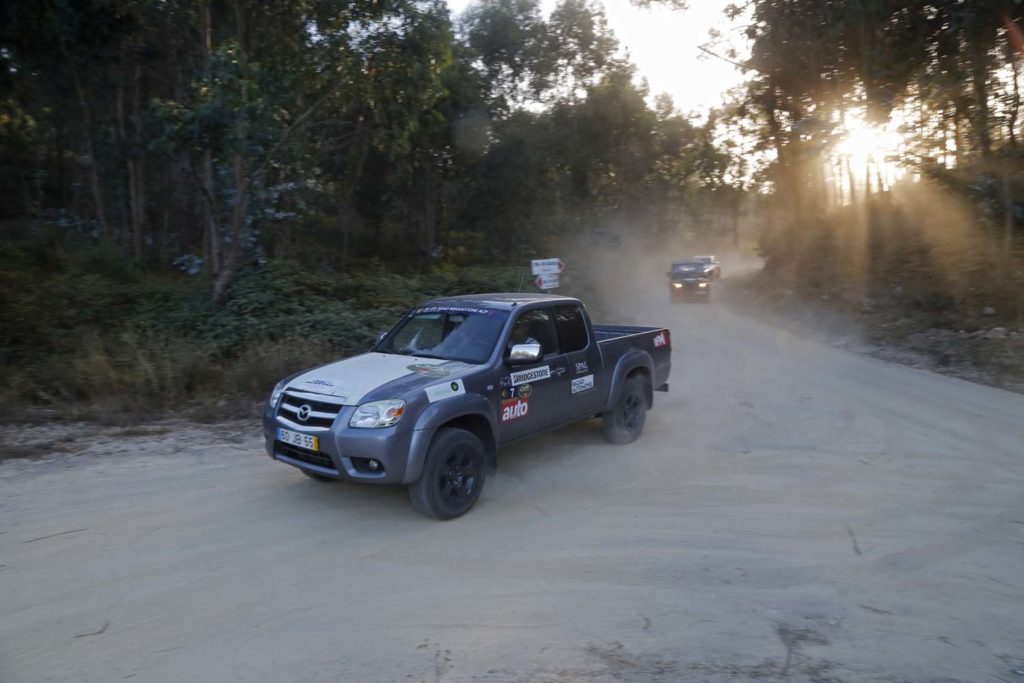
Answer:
(420, 293, 581, 310)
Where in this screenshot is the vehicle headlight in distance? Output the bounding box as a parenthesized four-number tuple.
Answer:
(699, 282, 709, 288)
(672, 282, 683, 289)
(350, 400, 406, 429)
(269, 380, 286, 408)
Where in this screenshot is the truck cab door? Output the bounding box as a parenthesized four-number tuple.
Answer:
(553, 304, 602, 418)
(497, 308, 571, 442)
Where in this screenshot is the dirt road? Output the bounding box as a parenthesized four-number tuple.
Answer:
(3, 281, 1024, 682)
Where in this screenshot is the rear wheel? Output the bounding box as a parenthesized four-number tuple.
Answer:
(602, 376, 649, 444)
(409, 428, 486, 520)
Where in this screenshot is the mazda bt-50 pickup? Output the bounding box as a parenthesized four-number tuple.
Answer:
(264, 293, 671, 519)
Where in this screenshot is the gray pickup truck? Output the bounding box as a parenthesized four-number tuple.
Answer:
(263, 293, 671, 519)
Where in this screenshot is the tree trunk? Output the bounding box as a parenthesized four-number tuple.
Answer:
(212, 0, 250, 304)
(1004, 165, 1015, 252)
(72, 70, 109, 241)
(199, 0, 220, 275)
(131, 63, 146, 260)
(1010, 52, 1021, 146)
(970, 35, 993, 159)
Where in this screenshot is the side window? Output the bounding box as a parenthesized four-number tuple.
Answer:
(507, 309, 559, 357)
(553, 305, 589, 353)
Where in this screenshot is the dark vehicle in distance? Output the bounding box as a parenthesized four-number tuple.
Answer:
(264, 294, 672, 519)
(668, 261, 711, 302)
(694, 255, 721, 279)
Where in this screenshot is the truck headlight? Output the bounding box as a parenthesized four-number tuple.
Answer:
(699, 282, 708, 288)
(672, 282, 683, 289)
(269, 380, 286, 408)
(350, 400, 406, 429)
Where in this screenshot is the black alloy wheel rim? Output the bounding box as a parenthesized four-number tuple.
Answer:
(439, 448, 479, 506)
(623, 392, 643, 432)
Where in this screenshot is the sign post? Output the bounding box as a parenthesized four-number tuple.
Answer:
(535, 273, 560, 290)
(531, 258, 565, 291)
(531, 258, 566, 276)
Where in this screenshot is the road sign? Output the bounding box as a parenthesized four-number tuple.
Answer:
(535, 273, 560, 290)
(531, 258, 565, 276)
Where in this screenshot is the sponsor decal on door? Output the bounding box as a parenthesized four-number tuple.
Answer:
(501, 398, 530, 423)
(502, 383, 533, 400)
(575, 361, 589, 374)
(510, 365, 551, 386)
(425, 379, 466, 403)
(571, 374, 595, 394)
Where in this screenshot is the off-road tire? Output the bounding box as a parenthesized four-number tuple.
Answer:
(602, 376, 649, 444)
(409, 428, 486, 520)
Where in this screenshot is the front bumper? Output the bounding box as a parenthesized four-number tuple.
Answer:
(262, 406, 430, 485)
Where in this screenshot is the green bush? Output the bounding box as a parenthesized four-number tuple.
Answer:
(0, 231, 525, 418)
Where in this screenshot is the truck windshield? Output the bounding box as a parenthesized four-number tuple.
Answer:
(376, 306, 510, 363)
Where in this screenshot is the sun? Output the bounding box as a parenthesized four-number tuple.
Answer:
(837, 119, 903, 166)
(830, 109, 907, 199)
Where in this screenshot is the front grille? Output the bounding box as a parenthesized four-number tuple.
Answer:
(274, 440, 336, 470)
(277, 391, 342, 428)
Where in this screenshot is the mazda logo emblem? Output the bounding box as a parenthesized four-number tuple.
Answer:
(297, 404, 312, 422)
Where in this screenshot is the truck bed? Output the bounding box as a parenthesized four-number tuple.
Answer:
(592, 324, 662, 342)
(593, 324, 671, 392)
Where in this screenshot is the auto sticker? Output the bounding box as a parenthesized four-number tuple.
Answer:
(501, 398, 529, 422)
(510, 365, 551, 386)
(425, 379, 466, 403)
(575, 361, 589, 374)
(653, 332, 668, 348)
(571, 374, 595, 394)
(304, 378, 334, 387)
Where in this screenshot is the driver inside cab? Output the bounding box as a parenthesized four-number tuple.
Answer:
(507, 317, 539, 354)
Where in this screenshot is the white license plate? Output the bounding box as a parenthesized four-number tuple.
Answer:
(277, 428, 319, 452)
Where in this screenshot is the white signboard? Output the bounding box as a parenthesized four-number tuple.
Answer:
(531, 258, 566, 275)
(535, 273, 560, 290)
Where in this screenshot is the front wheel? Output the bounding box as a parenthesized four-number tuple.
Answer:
(409, 428, 486, 520)
(602, 376, 649, 444)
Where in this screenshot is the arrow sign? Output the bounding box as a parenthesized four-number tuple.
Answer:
(531, 258, 565, 276)
(535, 273, 560, 290)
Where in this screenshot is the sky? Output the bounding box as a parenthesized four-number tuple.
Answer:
(445, 0, 750, 117)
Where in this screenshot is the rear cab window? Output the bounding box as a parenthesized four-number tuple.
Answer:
(553, 305, 589, 353)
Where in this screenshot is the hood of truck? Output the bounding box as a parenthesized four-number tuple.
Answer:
(288, 353, 473, 405)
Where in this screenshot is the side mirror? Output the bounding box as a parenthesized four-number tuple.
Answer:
(506, 343, 542, 366)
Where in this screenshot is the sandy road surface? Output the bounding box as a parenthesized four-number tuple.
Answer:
(3, 281, 1024, 683)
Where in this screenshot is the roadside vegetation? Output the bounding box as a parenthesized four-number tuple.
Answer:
(0, 0, 738, 419)
(725, 0, 1024, 386)
(3, 0, 1024, 419)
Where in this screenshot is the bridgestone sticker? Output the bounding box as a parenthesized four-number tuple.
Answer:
(501, 398, 529, 422)
(571, 374, 595, 394)
(425, 379, 466, 403)
(510, 365, 551, 387)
